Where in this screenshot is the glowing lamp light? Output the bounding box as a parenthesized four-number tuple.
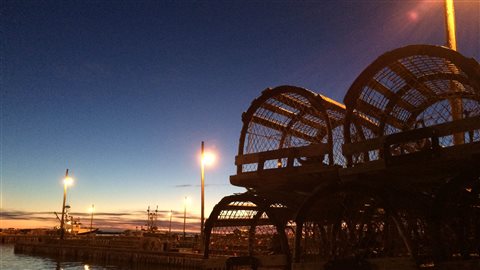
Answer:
(88, 205, 95, 213)
(64, 176, 74, 186)
(202, 152, 216, 166)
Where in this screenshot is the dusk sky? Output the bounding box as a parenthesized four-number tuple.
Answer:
(2, 0, 479, 231)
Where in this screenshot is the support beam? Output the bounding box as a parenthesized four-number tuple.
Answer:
(355, 99, 405, 130)
(273, 94, 318, 117)
(251, 115, 318, 143)
(389, 61, 436, 98)
(261, 102, 326, 131)
(369, 80, 416, 112)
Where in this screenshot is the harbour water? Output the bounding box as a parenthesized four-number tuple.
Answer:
(0, 245, 162, 270)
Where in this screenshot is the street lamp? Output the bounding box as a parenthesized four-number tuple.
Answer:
(60, 169, 74, 240)
(444, 0, 457, 51)
(183, 196, 190, 240)
(169, 210, 173, 234)
(168, 210, 173, 238)
(444, 0, 464, 145)
(88, 204, 95, 234)
(200, 141, 215, 246)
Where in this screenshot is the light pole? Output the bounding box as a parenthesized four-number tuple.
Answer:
(444, 0, 464, 145)
(200, 142, 205, 244)
(444, 0, 457, 51)
(200, 142, 215, 246)
(168, 210, 173, 238)
(60, 169, 74, 240)
(89, 204, 95, 234)
(183, 197, 188, 240)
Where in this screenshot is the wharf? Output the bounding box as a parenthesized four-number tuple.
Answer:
(12, 236, 480, 270)
(14, 236, 208, 269)
(13, 236, 286, 270)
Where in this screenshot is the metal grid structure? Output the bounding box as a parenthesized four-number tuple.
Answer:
(204, 193, 292, 262)
(207, 45, 480, 269)
(343, 45, 480, 165)
(237, 85, 345, 173)
(293, 183, 436, 266)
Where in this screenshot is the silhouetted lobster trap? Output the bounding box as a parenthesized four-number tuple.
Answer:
(203, 45, 480, 270)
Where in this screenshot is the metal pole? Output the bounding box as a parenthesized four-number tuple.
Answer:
(200, 141, 205, 246)
(169, 210, 172, 235)
(445, 0, 464, 145)
(60, 169, 69, 240)
(444, 0, 457, 51)
(90, 204, 94, 233)
(183, 197, 187, 240)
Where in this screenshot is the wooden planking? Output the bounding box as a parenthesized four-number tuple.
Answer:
(342, 137, 384, 156)
(343, 115, 480, 158)
(239, 146, 325, 167)
(236, 143, 329, 165)
(433, 115, 480, 137)
(230, 165, 339, 190)
(386, 115, 480, 145)
(342, 141, 480, 179)
(384, 127, 435, 146)
(339, 159, 386, 177)
(434, 140, 480, 159)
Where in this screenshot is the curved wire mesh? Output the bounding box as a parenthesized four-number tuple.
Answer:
(205, 194, 292, 258)
(238, 86, 346, 174)
(344, 45, 480, 165)
(242, 89, 329, 172)
(208, 200, 259, 257)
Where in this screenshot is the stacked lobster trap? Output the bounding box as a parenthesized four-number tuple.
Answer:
(203, 45, 480, 270)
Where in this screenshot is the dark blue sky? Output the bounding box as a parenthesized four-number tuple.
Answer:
(2, 0, 479, 229)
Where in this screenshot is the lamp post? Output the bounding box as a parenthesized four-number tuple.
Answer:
(89, 204, 95, 234)
(200, 142, 215, 247)
(200, 142, 205, 244)
(169, 210, 173, 235)
(183, 196, 188, 240)
(60, 169, 74, 240)
(444, 0, 464, 145)
(444, 0, 457, 51)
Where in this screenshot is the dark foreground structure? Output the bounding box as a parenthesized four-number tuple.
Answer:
(14, 44, 480, 270)
(204, 45, 480, 270)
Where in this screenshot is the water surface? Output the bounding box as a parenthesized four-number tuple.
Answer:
(1, 244, 126, 269)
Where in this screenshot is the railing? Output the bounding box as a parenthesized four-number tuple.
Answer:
(343, 115, 480, 167)
(235, 143, 330, 174)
